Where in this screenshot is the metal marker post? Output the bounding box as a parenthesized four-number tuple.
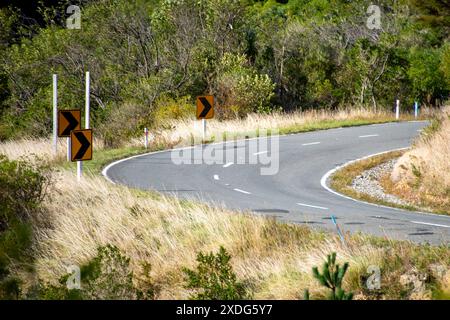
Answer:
(414, 101, 419, 118)
(331, 215, 346, 246)
(202, 119, 206, 141)
(53, 74, 58, 155)
(144, 127, 149, 149)
(395, 99, 400, 120)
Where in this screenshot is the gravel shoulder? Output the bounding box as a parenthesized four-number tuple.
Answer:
(351, 159, 408, 206)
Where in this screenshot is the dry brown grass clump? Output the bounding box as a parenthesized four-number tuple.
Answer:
(391, 108, 450, 214)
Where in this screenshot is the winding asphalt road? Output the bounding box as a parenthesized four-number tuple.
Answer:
(103, 121, 450, 245)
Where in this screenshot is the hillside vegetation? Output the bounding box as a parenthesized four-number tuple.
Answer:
(0, 0, 449, 146)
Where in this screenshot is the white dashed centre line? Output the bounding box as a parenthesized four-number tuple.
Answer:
(297, 202, 329, 210)
(410, 221, 450, 229)
(234, 188, 251, 195)
(254, 151, 268, 155)
(223, 162, 234, 168)
(359, 134, 379, 138)
(213, 175, 219, 180)
(302, 142, 321, 146)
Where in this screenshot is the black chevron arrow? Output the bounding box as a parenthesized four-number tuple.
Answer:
(61, 111, 80, 136)
(74, 131, 91, 160)
(199, 97, 212, 118)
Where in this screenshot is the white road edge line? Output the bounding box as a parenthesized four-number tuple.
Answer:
(359, 134, 379, 138)
(213, 175, 219, 180)
(302, 142, 321, 146)
(234, 188, 251, 195)
(297, 202, 329, 210)
(410, 221, 450, 229)
(320, 147, 450, 219)
(223, 162, 234, 168)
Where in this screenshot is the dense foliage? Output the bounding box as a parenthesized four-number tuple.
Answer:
(0, 0, 449, 144)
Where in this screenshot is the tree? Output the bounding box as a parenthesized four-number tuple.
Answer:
(304, 252, 353, 300)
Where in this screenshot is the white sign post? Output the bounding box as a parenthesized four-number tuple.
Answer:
(202, 119, 206, 141)
(67, 137, 71, 161)
(53, 74, 58, 155)
(77, 71, 90, 182)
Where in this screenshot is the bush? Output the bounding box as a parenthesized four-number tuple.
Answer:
(183, 246, 251, 300)
(153, 95, 194, 128)
(33, 245, 157, 300)
(214, 53, 275, 118)
(0, 155, 50, 299)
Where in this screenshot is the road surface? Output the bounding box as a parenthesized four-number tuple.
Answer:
(104, 121, 450, 244)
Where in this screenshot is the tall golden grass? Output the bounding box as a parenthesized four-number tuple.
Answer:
(391, 107, 450, 213)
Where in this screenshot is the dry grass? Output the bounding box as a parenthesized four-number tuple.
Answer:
(0, 137, 105, 163)
(390, 108, 450, 214)
(29, 170, 449, 300)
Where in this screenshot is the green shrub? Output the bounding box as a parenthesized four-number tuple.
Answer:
(214, 53, 275, 118)
(183, 246, 251, 300)
(304, 252, 353, 300)
(32, 245, 157, 300)
(0, 155, 50, 299)
(153, 95, 194, 128)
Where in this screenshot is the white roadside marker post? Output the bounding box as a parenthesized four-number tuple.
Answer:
(53, 74, 58, 155)
(414, 101, 419, 119)
(144, 127, 149, 149)
(395, 99, 400, 120)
